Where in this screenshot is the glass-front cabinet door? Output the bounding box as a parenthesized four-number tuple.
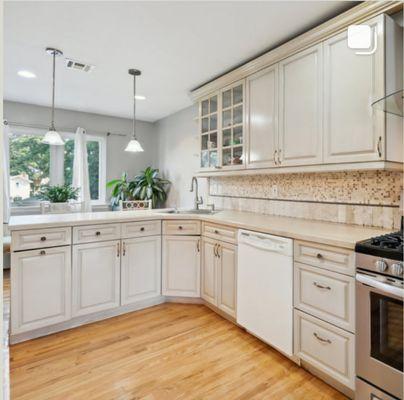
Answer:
(221, 82, 245, 169)
(199, 80, 245, 171)
(200, 94, 219, 170)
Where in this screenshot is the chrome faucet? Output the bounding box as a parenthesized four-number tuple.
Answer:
(190, 176, 203, 210)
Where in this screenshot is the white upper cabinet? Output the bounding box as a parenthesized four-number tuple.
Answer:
(323, 16, 384, 163)
(121, 236, 162, 305)
(246, 65, 278, 169)
(279, 44, 323, 166)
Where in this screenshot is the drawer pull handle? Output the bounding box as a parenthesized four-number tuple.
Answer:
(40, 236, 47, 241)
(95, 231, 101, 236)
(214, 244, 218, 257)
(178, 226, 183, 230)
(214, 230, 219, 234)
(40, 250, 46, 255)
(316, 253, 323, 259)
(140, 227, 145, 232)
(123, 242, 126, 256)
(313, 332, 331, 344)
(197, 239, 200, 253)
(313, 282, 331, 290)
(117, 242, 120, 257)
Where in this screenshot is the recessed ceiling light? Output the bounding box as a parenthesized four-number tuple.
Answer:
(17, 70, 37, 79)
(135, 95, 146, 100)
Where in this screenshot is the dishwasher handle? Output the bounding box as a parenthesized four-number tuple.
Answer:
(239, 233, 292, 256)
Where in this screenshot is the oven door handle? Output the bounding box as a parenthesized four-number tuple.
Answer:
(356, 273, 404, 298)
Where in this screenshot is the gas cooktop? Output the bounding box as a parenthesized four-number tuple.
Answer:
(355, 231, 403, 261)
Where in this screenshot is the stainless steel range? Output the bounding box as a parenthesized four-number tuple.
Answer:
(355, 229, 403, 400)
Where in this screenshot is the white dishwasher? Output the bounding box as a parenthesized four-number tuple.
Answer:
(237, 229, 293, 357)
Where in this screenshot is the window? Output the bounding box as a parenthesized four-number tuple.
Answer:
(9, 128, 106, 207)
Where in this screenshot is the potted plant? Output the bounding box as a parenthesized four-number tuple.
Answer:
(39, 184, 81, 213)
(129, 167, 170, 209)
(106, 172, 131, 210)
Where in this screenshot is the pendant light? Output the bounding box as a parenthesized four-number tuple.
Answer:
(42, 47, 64, 146)
(125, 69, 144, 152)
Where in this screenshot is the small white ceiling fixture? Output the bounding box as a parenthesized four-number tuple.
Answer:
(42, 47, 64, 146)
(125, 69, 144, 153)
(65, 58, 95, 73)
(17, 70, 36, 79)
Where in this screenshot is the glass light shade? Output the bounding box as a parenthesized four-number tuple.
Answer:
(125, 138, 144, 152)
(42, 129, 65, 145)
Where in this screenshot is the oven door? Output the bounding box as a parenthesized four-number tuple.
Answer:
(356, 273, 403, 399)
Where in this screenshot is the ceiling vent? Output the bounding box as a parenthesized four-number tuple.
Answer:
(65, 58, 95, 73)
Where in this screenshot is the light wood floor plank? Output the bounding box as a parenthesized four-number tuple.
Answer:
(10, 303, 347, 400)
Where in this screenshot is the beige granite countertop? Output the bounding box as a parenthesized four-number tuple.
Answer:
(8, 209, 390, 249)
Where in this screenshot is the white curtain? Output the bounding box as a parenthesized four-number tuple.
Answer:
(3, 122, 10, 223)
(72, 127, 92, 212)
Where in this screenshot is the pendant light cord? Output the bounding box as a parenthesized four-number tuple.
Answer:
(51, 50, 56, 131)
(132, 73, 136, 140)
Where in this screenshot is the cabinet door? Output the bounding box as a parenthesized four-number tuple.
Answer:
(217, 242, 237, 318)
(72, 240, 120, 317)
(162, 236, 200, 297)
(121, 236, 161, 305)
(11, 246, 71, 334)
(323, 16, 384, 163)
(200, 93, 220, 171)
(279, 44, 323, 166)
(201, 238, 218, 306)
(246, 65, 278, 168)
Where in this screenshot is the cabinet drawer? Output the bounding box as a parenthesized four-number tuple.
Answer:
(294, 240, 355, 276)
(294, 263, 355, 332)
(162, 220, 201, 235)
(12, 227, 71, 251)
(294, 310, 355, 389)
(73, 224, 121, 244)
(121, 220, 161, 238)
(202, 223, 237, 244)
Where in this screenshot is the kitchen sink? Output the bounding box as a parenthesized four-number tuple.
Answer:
(162, 209, 217, 215)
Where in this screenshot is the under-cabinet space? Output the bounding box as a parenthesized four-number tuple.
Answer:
(11, 246, 71, 334)
(72, 240, 121, 316)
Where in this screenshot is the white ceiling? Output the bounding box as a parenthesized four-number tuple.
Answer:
(4, 1, 356, 122)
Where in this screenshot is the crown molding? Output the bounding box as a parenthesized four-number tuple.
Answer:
(190, 1, 402, 101)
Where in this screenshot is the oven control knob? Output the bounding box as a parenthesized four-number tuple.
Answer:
(391, 263, 403, 277)
(375, 260, 388, 273)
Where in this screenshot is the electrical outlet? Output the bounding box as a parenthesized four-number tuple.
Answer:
(271, 185, 278, 197)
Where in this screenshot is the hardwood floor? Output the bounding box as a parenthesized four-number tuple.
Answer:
(10, 303, 346, 400)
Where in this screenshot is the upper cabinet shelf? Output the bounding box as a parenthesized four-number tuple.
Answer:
(372, 89, 404, 117)
(195, 12, 403, 175)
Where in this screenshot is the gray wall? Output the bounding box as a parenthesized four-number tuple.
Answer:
(4, 101, 158, 200)
(155, 104, 208, 209)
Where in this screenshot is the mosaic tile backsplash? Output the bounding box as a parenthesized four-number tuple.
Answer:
(208, 170, 403, 229)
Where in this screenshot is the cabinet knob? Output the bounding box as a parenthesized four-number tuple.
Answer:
(316, 253, 323, 259)
(214, 230, 219, 234)
(178, 226, 183, 230)
(95, 231, 101, 236)
(40, 236, 47, 241)
(140, 227, 145, 232)
(40, 250, 46, 255)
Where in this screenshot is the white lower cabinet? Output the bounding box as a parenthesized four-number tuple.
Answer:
(121, 236, 161, 305)
(72, 240, 120, 317)
(162, 235, 201, 297)
(201, 237, 237, 318)
(294, 310, 355, 389)
(11, 246, 71, 334)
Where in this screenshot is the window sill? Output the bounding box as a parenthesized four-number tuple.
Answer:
(10, 202, 110, 216)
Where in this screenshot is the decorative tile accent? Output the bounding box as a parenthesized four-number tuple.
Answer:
(208, 170, 403, 229)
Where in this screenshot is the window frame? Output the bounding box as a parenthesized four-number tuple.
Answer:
(8, 126, 107, 212)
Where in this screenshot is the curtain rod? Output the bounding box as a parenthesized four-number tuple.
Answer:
(3, 119, 127, 137)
